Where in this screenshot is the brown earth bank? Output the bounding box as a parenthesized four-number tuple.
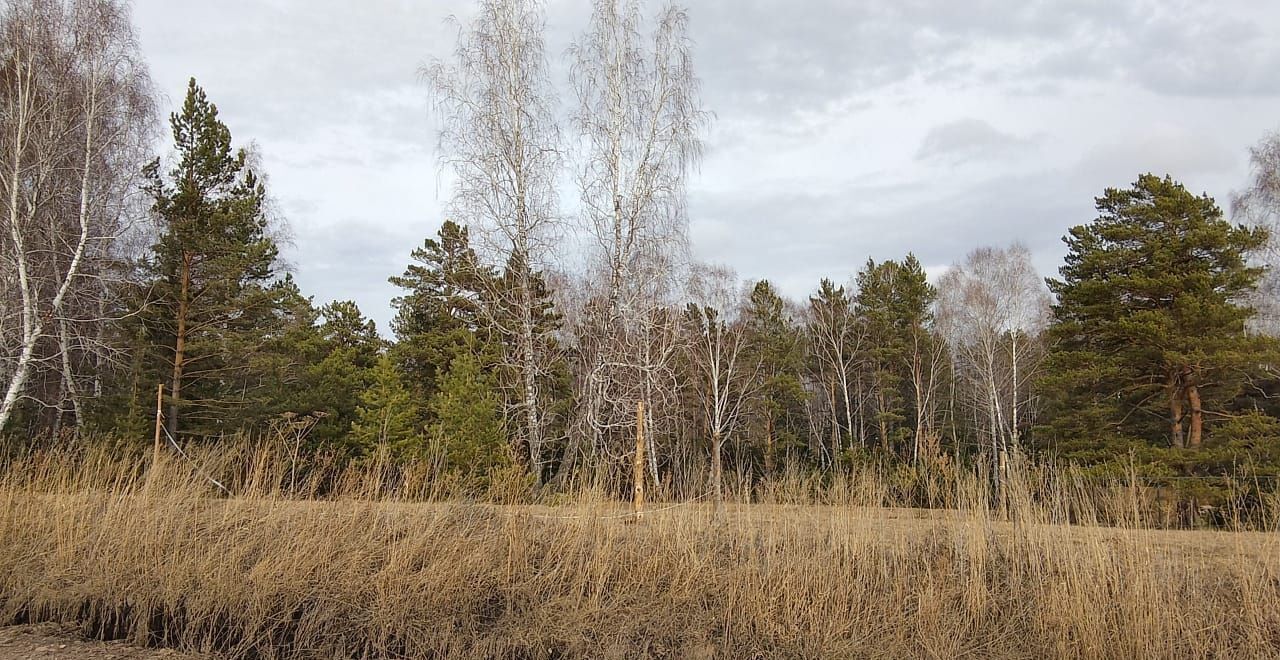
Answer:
(0, 624, 210, 660)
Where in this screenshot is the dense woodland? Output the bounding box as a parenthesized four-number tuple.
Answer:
(4, 0, 1280, 502)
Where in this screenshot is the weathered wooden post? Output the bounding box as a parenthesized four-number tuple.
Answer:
(998, 446, 1009, 520)
(634, 400, 646, 519)
(153, 383, 164, 466)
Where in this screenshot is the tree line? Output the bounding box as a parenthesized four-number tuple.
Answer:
(4, 0, 1280, 500)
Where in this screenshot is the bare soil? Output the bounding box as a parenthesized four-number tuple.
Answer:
(0, 625, 210, 660)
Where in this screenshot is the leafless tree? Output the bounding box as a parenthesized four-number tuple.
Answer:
(935, 243, 1050, 461)
(564, 0, 708, 478)
(682, 263, 758, 511)
(805, 279, 862, 460)
(1233, 130, 1280, 335)
(424, 0, 562, 482)
(0, 0, 153, 433)
(907, 309, 948, 463)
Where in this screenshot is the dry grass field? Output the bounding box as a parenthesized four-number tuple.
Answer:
(1, 447, 1278, 659)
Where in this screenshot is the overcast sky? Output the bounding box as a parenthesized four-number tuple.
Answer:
(132, 0, 1280, 332)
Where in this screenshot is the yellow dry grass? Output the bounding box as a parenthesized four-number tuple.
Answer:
(0, 447, 1277, 658)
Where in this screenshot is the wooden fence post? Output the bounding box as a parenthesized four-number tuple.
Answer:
(634, 400, 646, 519)
(998, 446, 1009, 520)
(153, 383, 164, 466)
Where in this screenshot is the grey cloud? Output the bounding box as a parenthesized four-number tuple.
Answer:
(1073, 131, 1240, 195)
(688, 168, 1087, 301)
(132, 0, 1280, 327)
(1117, 6, 1280, 98)
(684, 0, 1280, 130)
(284, 217, 437, 333)
(916, 119, 1031, 162)
(685, 1, 1118, 119)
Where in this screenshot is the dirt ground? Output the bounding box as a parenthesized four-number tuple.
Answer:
(0, 625, 209, 660)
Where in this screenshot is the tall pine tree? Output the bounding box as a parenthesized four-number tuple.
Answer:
(387, 221, 509, 471)
(744, 280, 806, 473)
(1042, 174, 1271, 459)
(139, 79, 289, 438)
(854, 255, 936, 457)
(388, 220, 489, 413)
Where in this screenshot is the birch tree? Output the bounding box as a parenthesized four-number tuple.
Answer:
(936, 243, 1050, 459)
(806, 278, 861, 461)
(424, 0, 563, 483)
(566, 0, 707, 473)
(1233, 131, 1280, 335)
(682, 264, 757, 511)
(0, 0, 152, 433)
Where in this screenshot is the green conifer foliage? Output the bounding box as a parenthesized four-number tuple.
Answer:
(743, 280, 807, 472)
(351, 354, 422, 454)
(138, 79, 291, 438)
(1042, 174, 1272, 460)
(428, 348, 510, 481)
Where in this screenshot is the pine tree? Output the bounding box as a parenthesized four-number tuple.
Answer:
(1042, 174, 1272, 460)
(302, 301, 384, 449)
(388, 221, 491, 418)
(428, 347, 510, 481)
(351, 354, 422, 454)
(854, 255, 936, 456)
(743, 280, 806, 473)
(237, 276, 324, 425)
(139, 79, 287, 438)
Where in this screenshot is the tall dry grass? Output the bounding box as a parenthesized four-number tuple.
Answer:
(0, 444, 1278, 658)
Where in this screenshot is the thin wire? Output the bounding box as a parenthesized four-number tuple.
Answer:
(160, 425, 231, 494)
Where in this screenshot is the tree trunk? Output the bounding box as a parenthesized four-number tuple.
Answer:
(711, 428, 724, 517)
(838, 368, 854, 456)
(1168, 373, 1185, 449)
(1187, 381, 1203, 448)
(169, 253, 192, 438)
(1010, 334, 1020, 450)
(912, 348, 924, 464)
(988, 382, 1000, 470)
(58, 316, 83, 436)
(634, 401, 645, 517)
(827, 379, 839, 466)
(764, 414, 775, 476)
(0, 63, 34, 432)
(646, 404, 659, 486)
(52, 76, 98, 439)
(876, 389, 890, 454)
(856, 375, 866, 449)
(519, 296, 542, 484)
(997, 446, 1009, 520)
